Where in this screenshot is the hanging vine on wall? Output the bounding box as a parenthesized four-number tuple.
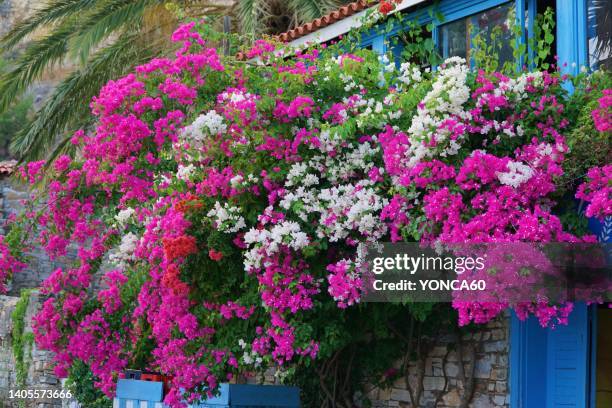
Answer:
(11, 289, 33, 408)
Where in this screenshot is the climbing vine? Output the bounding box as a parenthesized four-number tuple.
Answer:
(11, 289, 33, 407)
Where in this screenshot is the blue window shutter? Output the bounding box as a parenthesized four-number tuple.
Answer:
(556, 0, 588, 76)
(546, 302, 589, 407)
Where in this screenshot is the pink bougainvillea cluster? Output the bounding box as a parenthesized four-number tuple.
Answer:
(0, 21, 609, 406)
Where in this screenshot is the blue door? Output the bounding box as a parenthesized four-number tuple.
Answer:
(546, 303, 590, 407)
(510, 303, 592, 408)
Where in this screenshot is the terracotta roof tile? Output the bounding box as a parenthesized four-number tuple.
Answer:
(276, 0, 373, 43)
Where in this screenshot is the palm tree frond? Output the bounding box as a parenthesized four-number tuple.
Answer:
(288, 0, 342, 25)
(11, 31, 163, 161)
(69, 0, 154, 65)
(237, 0, 264, 36)
(1, 0, 98, 50)
(0, 19, 78, 113)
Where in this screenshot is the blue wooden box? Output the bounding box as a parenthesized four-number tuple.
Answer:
(114, 379, 165, 408)
(114, 380, 300, 408)
(191, 384, 300, 408)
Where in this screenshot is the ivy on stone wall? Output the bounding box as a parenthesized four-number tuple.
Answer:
(11, 289, 33, 393)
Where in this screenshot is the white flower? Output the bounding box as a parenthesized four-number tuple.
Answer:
(119, 233, 139, 255)
(303, 174, 319, 187)
(115, 207, 135, 225)
(243, 221, 310, 270)
(497, 161, 534, 188)
(404, 57, 470, 168)
(110, 232, 140, 267)
(200, 110, 227, 135)
(177, 164, 195, 181)
(207, 201, 246, 233)
(230, 175, 244, 188)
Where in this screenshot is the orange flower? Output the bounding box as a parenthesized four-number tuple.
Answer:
(175, 194, 203, 213)
(161, 264, 190, 296)
(162, 235, 198, 261)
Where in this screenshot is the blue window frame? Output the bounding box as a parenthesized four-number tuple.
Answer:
(359, 0, 534, 70)
(357, 0, 603, 73)
(358, 0, 606, 75)
(436, 2, 516, 66)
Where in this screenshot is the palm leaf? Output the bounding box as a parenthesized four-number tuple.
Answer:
(0, 19, 79, 113)
(236, 0, 264, 36)
(0, 0, 99, 50)
(288, 0, 340, 25)
(11, 31, 163, 161)
(69, 0, 155, 64)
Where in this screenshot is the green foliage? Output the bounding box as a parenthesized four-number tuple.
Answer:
(472, 20, 512, 73)
(472, 6, 556, 74)
(563, 70, 612, 191)
(529, 7, 555, 70)
(0, 58, 32, 159)
(394, 19, 441, 67)
(11, 289, 34, 405)
(288, 303, 458, 407)
(65, 360, 112, 408)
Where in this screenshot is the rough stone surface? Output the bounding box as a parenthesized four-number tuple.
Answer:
(0, 180, 69, 296)
(366, 316, 510, 408)
(0, 292, 64, 408)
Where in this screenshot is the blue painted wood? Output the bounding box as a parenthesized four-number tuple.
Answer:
(556, 0, 588, 76)
(587, 216, 612, 243)
(524, 316, 548, 407)
(115, 383, 299, 407)
(509, 313, 522, 408)
(546, 302, 589, 407)
(510, 311, 548, 408)
(510, 303, 592, 408)
(357, 0, 515, 47)
(116, 379, 164, 402)
(371, 35, 386, 55)
(526, 0, 537, 67)
(589, 306, 597, 407)
(229, 384, 300, 407)
(191, 384, 299, 407)
(190, 383, 230, 407)
(431, 0, 513, 25)
(515, 0, 527, 69)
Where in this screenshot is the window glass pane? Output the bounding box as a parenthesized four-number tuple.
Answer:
(438, 3, 514, 67)
(439, 18, 468, 60)
(588, 0, 612, 70)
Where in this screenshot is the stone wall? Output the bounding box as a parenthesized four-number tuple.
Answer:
(0, 291, 64, 408)
(0, 0, 40, 37)
(0, 179, 63, 296)
(0, 176, 68, 408)
(364, 316, 510, 408)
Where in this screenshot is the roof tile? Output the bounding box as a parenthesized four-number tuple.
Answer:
(276, 0, 372, 43)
